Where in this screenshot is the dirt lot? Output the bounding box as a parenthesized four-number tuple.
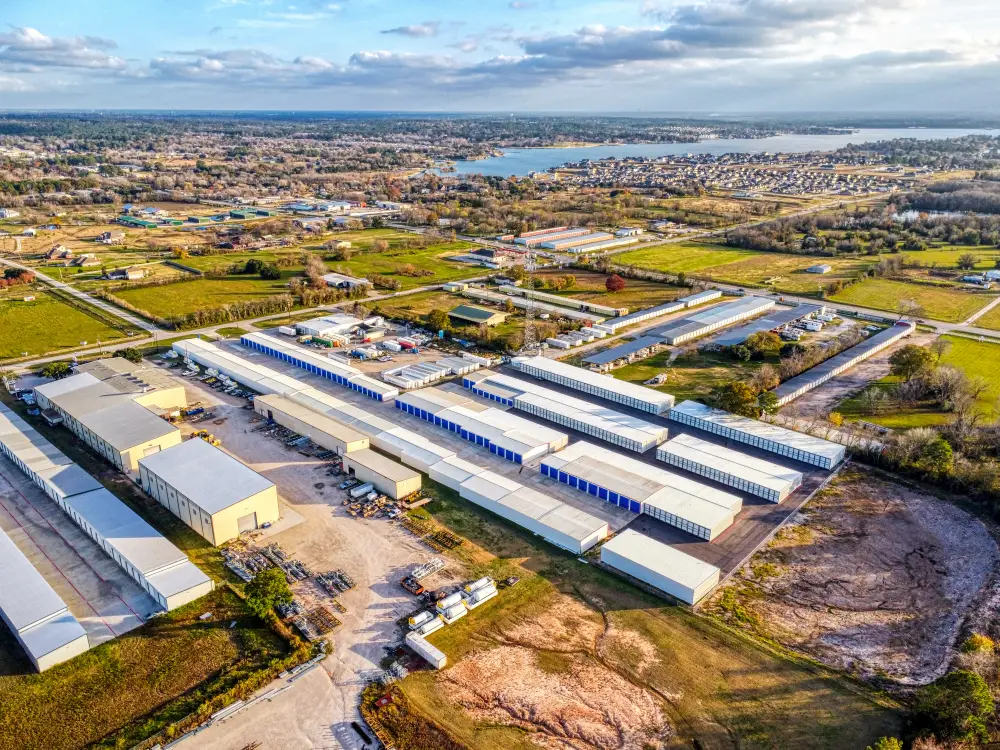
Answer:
(439, 594, 672, 750)
(777, 332, 936, 421)
(706, 467, 1000, 685)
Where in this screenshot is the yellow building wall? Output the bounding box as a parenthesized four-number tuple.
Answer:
(209, 486, 281, 545)
(120, 430, 183, 474)
(134, 386, 188, 412)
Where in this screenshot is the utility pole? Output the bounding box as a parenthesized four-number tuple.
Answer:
(519, 246, 540, 356)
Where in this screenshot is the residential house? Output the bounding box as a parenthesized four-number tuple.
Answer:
(97, 231, 126, 245)
(45, 245, 74, 260)
(107, 267, 147, 281)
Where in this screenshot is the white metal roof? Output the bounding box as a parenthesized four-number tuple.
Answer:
(77, 400, 177, 450)
(256, 394, 368, 445)
(601, 529, 720, 590)
(658, 433, 802, 492)
(139, 439, 275, 515)
(0, 526, 70, 633)
(344, 448, 420, 483)
(669, 400, 845, 464)
(460, 471, 521, 502)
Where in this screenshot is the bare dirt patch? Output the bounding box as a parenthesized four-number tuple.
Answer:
(707, 468, 1000, 685)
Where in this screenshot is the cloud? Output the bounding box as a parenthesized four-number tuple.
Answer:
(509, 1, 536, 8)
(209, 26, 224, 35)
(0, 27, 126, 71)
(380, 22, 440, 38)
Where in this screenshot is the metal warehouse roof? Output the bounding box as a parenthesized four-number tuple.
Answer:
(0, 526, 71, 633)
(139, 439, 275, 515)
(345, 448, 421, 483)
(64, 488, 190, 577)
(77, 400, 177, 450)
(37, 464, 103, 500)
(601, 529, 721, 591)
(582, 336, 665, 365)
(512, 356, 674, 412)
(678, 290, 723, 305)
(255, 394, 368, 445)
(711, 304, 821, 347)
(605, 300, 685, 328)
(449, 304, 505, 323)
(670, 400, 845, 464)
(657, 434, 802, 494)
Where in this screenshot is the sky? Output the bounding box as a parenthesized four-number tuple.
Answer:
(0, 0, 998, 112)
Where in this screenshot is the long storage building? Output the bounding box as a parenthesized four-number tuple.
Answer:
(463, 287, 605, 324)
(0, 402, 213, 612)
(0, 526, 90, 672)
(656, 433, 803, 503)
(395, 386, 568, 464)
(498, 285, 627, 317)
(254, 394, 370, 455)
(651, 297, 776, 345)
(465, 372, 667, 453)
(510, 355, 674, 414)
(342, 448, 422, 500)
(240, 332, 399, 402)
(539, 440, 740, 540)
(600, 529, 721, 605)
(138, 438, 281, 545)
(668, 400, 845, 469)
(772, 321, 915, 406)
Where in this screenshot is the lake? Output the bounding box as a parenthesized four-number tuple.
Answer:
(444, 128, 996, 177)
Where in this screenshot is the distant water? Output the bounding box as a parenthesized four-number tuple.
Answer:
(443, 128, 995, 177)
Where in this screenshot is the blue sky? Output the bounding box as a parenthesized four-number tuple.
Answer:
(0, 0, 997, 111)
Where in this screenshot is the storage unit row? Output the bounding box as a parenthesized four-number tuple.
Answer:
(510, 355, 675, 414)
(772, 321, 915, 406)
(463, 287, 605, 324)
(592, 300, 686, 334)
(668, 400, 845, 469)
(600, 529, 720, 605)
(498, 285, 627, 317)
(240, 332, 398, 401)
(653, 297, 776, 345)
(655, 433, 803, 503)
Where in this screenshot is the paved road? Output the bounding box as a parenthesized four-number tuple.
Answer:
(0, 256, 166, 335)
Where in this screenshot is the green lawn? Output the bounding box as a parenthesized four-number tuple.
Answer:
(533, 268, 688, 312)
(830, 278, 997, 323)
(0, 291, 130, 360)
(838, 334, 1000, 429)
(611, 347, 770, 402)
(973, 302, 1000, 331)
(902, 244, 1000, 270)
(328, 242, 483, 290)
(615, 241, 870, 294)
(395, 482, 901, 750)
(114, 275, 296, 318)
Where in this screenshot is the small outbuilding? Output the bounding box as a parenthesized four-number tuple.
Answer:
(341, 448, 421, 500)
(254, 394, 369, 456)
(138, 438, 280, 545)
(448, 304, 508, 327)
(806, 264, 832, 274)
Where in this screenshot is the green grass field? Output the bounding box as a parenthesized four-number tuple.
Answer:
(615, 241, 870, 294)
(973, 302, 1000, 331)
(902, 245, 1000, 270)
(393, 482, 901, 750)
(0, 291, 130, 360)
(611, 347, 770, 402)
(830, 278, 997, 322)
(114, 275, 295, 318)
(533, 268, 687, 312)
(327, 242, 482, 290)
(838, 334, 1000, 429)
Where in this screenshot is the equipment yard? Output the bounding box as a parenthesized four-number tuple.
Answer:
(706, 467, 1000, 685)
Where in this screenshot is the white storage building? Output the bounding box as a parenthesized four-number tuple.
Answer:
(458, 471, 609, 554)
(254, 394, 370, 455)
(138, 438, 281, 545)
(656, 433, 803, 503)
(173, 338, 310, 398)
(772, 321, 915, 406)
(561, 236, 639, 254)
(463, 287, 605, 324)
(341, 448, 421, 499)
(669, 400, 845, 470)
(295, 314, 362, 339)
(510, 355, 675, 414)
(405, 631, 447, 669)
(652, 297, 776, 345)
(600, 529, 720, 605)
(396, 387, 568, 464)
(539, 231, 613, 249)
(464, 372, 667, 453)
(498, 285, 627, 317)
(0, 526, 90, 672)
(679, 289, 723, 307)
(540, 440, 740, 541)
(240, 332, 399, 402)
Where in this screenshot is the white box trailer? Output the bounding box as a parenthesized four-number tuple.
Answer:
(600, 529, 720, 605)
(405, 631, 447, 669)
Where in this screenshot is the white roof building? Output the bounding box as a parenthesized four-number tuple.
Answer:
(600, 529, 721, 604)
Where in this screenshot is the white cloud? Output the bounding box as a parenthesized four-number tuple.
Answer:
(0, 27, 125, 71)
(380, 22, 440, 38)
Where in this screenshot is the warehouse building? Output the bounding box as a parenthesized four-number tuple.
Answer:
(295, 314, 362, 339)
(513, 227, 588, 246)
(0, 526, 90, 672)
(540, 440, 740, 540)
(341, 448, 421, 499)
(138, 439, 281, 545)
(656, 433, 803, 503)
(561, 236, 639, 254)
(651, 297, 776, 345)
(396, 387, 568, 464)
(582, 336, 665, 371)
(240, 332, 399, 401)
(428, 455, 487, 492)
(465, 372, 668, 453)
(448, 304, 508, 327)
(458, 471, 609, 554)
(382, 356, 480, 390)
(772, 321, 915, 406)
(254, 394, 369, 455)
(34, 372, 183, 474)
(711, 304, 822, 347)
(591, 300, 687, 334)
(679, 290, 723, 307)
(463, 288, 605, 324)
(510, 355, 674, 414)
(539, 231, 613, 250)
(498, 285, 627, 317)
(63, 487, 214, 611)
(600, 530, 721, 605)
(668, 400, 845, 469)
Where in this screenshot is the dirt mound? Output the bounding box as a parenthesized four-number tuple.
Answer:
(497, 594, 604, 652)
(709, 469, 999, 685)
(441, 645, 671, 750)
